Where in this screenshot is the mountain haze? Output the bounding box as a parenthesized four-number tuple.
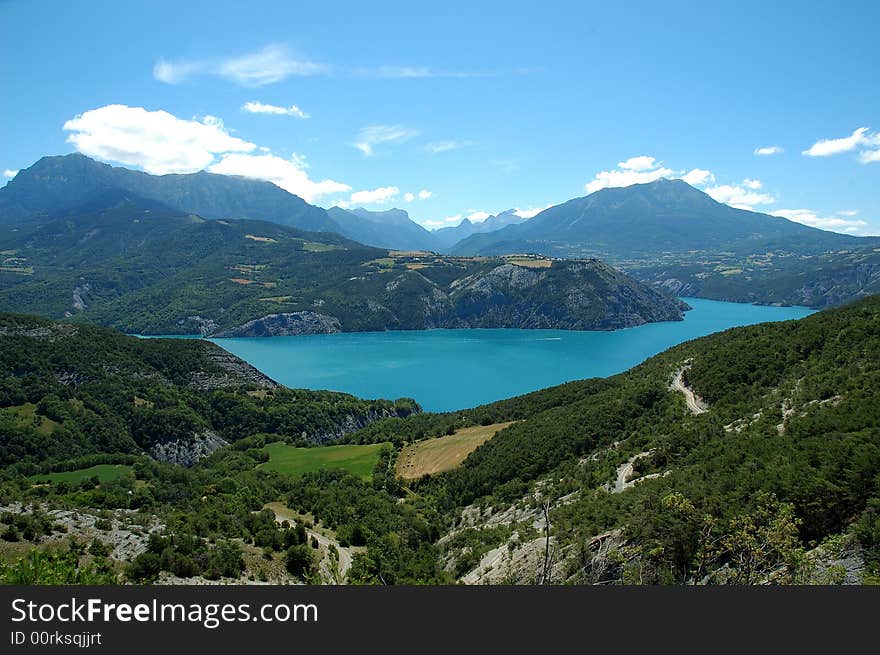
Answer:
(327, 206, 439, 251)
(432, 210, 527, 249)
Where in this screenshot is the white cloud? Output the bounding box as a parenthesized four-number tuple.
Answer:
(353, 124, 419, 156)
(3, 169, 17, 179)
(426, 140, 472, 154)
(585, 157, 676, 193)
(704, 183, 775, 210)
(860, 149, 880, 164)
(404, 189, 432, 202)
(618, 155, 658, 172)
(350, 186, 400, 205)
(242, 101, 309, 118)
(63, 104, 256, 174)
(422, 214, 463, 229)
(154, 44, 326, 87)
(770, 208, 871, 235)
(682, 168, 715, 186)
(586, 156, 777, 210)
(467, 210, 491, 222)
(803, 127, 871, 157)
(754, 146, 783, 156)
(514, 205, 551, 219)
(208, 152, 350, 203)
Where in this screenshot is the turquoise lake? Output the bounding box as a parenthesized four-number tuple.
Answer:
(205, 298, 815, 412)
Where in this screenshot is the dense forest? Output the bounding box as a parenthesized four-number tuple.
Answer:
(0, 193, 684, 336)
(1, 295, 879, 585)
(0, 313, 417, 472)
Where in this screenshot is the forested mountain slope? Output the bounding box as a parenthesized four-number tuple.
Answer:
(0, 313, 417, 471)
(0, 195, 685, 335)
(346, 294, 880, 584)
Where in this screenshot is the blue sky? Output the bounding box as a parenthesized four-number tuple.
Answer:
(2, 0, 878, 233)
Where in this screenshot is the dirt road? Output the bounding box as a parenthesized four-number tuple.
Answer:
(670, 366, 708, 415)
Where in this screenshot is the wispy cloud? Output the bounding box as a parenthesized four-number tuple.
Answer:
(351, 65, 483, 79)
(242, 101, 309, 118)
(426, 140, 473, 154)
(353, 124, 419, 156)
(154, 44, 487, 87)
(2, 169, 17, 179)
(803, 127, 880, 162)
(154, 44, 327, 87)
(771, 208, 871, 234)
(754, 145, 784, 156)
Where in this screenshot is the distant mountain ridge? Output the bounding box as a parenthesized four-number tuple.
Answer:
(432, 210, 526, 249)
(0, 154, 522, 252)
(0, 153, 337, 233)
(327, 206, 439, 251)
(451, 178, 873, 261)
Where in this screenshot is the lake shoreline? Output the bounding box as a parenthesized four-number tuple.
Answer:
(185, 298, 816, 412)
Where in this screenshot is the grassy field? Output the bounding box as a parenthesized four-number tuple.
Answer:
(3, 403, 59, 435)
(504, 256, 552, 268)
(258, 442, 388, 481)
(395, 422, 516, 480)
(29, 464, 134, 485)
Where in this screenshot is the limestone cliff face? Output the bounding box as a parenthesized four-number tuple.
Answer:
(306, 405, 420, 444)
(149, 430, 229, 467)
(211, 311, 341, 338)
(213, 260, 687, 337)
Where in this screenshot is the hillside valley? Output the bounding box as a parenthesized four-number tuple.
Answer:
(1, 295, 878, 585)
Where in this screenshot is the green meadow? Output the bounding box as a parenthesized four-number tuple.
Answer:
(258, 442, 388, 481)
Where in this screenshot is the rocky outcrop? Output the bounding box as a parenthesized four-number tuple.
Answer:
(72, 283, 91, 311)
(442, 260, 686, 330)
(149, 429, 229, 466)
(0, 324, 78, 340)
(188, 348, 278, 390)
(212, 311, 341, 338)
(179, 315, 217, 336)
(307, 406, 420, 444)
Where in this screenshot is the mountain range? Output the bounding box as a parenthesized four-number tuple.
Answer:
(0, 189, 685, 335)
(3, 153, 880, 309)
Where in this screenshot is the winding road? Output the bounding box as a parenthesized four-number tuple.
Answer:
(670, 366, 708, 415)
